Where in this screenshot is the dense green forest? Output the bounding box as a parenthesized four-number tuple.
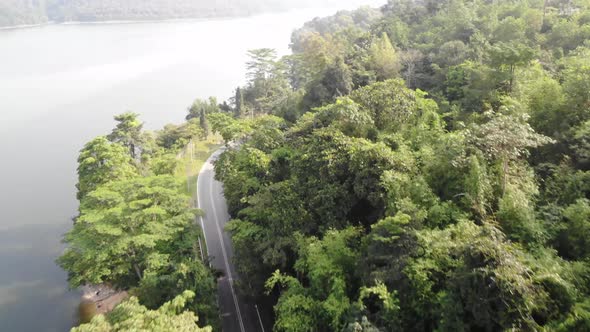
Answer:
(0, 0, 362, 27)
(60, 0, 590, 330)
(59, 112, 221, 330)
(206, 0, 590, 330)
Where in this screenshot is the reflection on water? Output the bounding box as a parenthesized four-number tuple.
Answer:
(0, 224, 81, 331)
(0, 280, 43, 308)
(78, 300, 97, 325)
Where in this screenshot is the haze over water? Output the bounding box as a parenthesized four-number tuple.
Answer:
(0, 2, 384, 331)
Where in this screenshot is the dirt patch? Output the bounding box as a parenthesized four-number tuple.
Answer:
(80, 284, 128, 320)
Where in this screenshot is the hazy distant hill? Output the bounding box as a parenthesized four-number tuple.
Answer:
(0, 0, 373, 27)
(0, 0, 47, 27)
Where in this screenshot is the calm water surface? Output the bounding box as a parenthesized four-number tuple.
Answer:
(0, 3, 383, 331)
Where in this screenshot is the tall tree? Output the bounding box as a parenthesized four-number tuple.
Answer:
(303, 58, 353, 109)
(400, 49, 424, 88)
(266, 228, 362, 332)
(108, 112, 144, 159)
(186, 97, 219, 121)
(199, 109, 208, 138)
(467, 109, 555, 195)
(244, 48, 290, 114)
(370, 32, 400, 80)
(561, 48, 590, 127)
(59, 175, 196, 287)
(350, 79, 416, 130)
(246, 48, 278, 83)
(489, 42, 535, 92)
(234, 87, 245, 118)
(76, 136, 137, 200)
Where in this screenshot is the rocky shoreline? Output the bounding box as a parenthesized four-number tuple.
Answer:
(79, 284, 128, 321)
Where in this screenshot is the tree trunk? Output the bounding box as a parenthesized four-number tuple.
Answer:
(501, 158, 509, 196)
(133, 263, 143, 280)
(130, 143, 136, 159)
(128, 247, 143, 280)
(509, 65, 515, 93)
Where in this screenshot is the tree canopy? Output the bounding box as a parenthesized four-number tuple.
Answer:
(208, 0, 590, 330)
(62, 112, 219, 330)
(72, 291, 211, 332)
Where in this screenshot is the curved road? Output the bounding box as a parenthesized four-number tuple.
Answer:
(197, 148, 267, 332)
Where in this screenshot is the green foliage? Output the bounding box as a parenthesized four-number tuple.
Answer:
(267, 228, 362, 331)
(234, 87, 245, 118)
(467, 109, 555, 164)
(489, 42, 536, 92)
(76, 137, 138, 200)
(573, 120, 590, 168)
(541, 161, 590, 207)
(156, 120, 203, 150)
(206, 112, 244, 143)
(400, 221, 543, 331)
(463, 154, 493, 220)
(369, 32, 400, 80)
(466, 108, 555, 196)
(65, 109, 220, 330)
(186, 98, 219, 121)
(265, 270, 321, 332)
(214, 146, 270, 214)
(514, 62, 566, 137)
(199, 111, 208, 139)
(211, 1, 590, 329)
(303, 57, 354, 109)
(357, 281, 399, 326)
(558, 199, 590, 260)
(108, 112, 144, 159)
(248, 115, 287, 152)
(138, 256, 218, 328)
(243, 48, 291, 115)
(561, 48, 590, 124)
(350, 79, 416, 130)
(497, 182, 546, 246)
(246, 49, 279, 83)
(148, 153, 178, 176)
(549, 298, 590, 331)
(72, 291, 211, 332)
(59, 176, 197, 287)
(313, 97, 374, 137)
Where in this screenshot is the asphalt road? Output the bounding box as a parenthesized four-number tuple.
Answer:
(197, 148, 267, 332)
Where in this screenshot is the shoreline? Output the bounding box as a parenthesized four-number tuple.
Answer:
(0, 7, 323, 31)
(0, 15, 246, 31)
(0, 23, 46, 30)
(0, 2, 384, 31)
(79, 284, 128, 323)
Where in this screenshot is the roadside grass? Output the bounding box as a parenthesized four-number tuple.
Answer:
(176, 135, 222, 200)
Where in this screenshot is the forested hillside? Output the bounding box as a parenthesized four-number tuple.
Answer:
(202, 0, 590, 330)
(0, 0, 368, 27)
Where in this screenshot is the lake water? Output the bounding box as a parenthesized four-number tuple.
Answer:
(0, 2, 384, 331)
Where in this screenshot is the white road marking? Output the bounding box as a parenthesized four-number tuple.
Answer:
(255, 304, 265, 332)
(207, 159, 246, 332)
